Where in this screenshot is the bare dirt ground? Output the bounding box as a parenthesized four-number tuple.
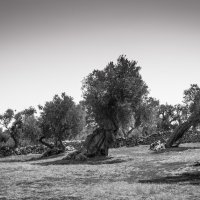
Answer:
(1, 143, 200, 200)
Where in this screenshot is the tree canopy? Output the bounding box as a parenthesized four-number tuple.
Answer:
(82, 55, 149, 131)
(0, 107, 36, 148)
(39, 93, 84, 147)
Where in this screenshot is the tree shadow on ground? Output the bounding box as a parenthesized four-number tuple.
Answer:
(193, 162, 200, 166)
(34, 156, 126, 166)
(139, 171, 200, 185)
(0, 152, 66, 163)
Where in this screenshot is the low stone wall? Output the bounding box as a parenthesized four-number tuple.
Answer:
(181, 131, 200, 143)
(139, 132, 170, 145)
(0, 140, 85, 157)
(63, 140, 84, 151)
(112, 130, 200, 147)
(111, 137, 140, 148)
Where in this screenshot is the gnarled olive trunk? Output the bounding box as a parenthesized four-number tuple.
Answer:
(64, 118, 118, 161)
(39, 136, 65, 150)
(39, 136, 54, 149)
(84, 128, 116, 157)
(39, 136, 65, 158)
(10, 131, 19, 149)
(56, 137, 65, 151)
(165, 121, 192, 148)
(10, 123, 22, 150)
(82, 115, 118, 157)
(165, 114, 200, 148)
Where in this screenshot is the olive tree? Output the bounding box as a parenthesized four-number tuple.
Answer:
(38, 93, 84, 150)
(0, 107, 36, 149)
(166, 84, 200, 147)
(68, 55, 148, 158)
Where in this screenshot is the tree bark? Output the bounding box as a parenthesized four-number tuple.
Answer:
(10, 131, 19, 149)
(63, 127, 117, 161)
(84, 128, 115, 157)
(165, 121, 192, 148)
(57, 138, 65, 151)
(39, 136, 66, 158)
(165, 113, 200, 148)
(10, 125, 21, 150)
(39, 136, 54, 149)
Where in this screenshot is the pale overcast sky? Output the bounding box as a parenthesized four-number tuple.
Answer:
(0, 0, 200, 113)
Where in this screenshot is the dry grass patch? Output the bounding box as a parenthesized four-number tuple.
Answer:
(1, 144, 200, 199)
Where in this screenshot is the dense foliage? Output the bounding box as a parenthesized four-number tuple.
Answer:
(0, 107, 36, 148)
(38, 93, 85, 148)
(82, 55, 149, 131)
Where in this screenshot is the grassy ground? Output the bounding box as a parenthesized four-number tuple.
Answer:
(1, 143, 200, 200)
